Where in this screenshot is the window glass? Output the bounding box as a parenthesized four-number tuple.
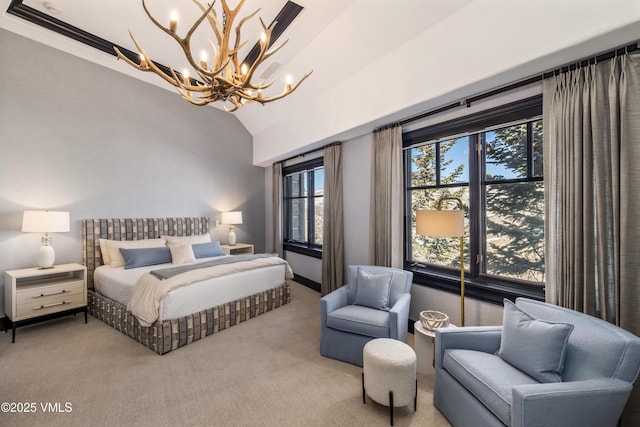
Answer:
(484, 181, 544, 283)
(410, 144, 437, 187)
(287, 198, 307, 242)
(283, 160, 323, 249)
(440, 137, 469, 184)
(532, 120, 543, 177)
(485, 124, 527, 180)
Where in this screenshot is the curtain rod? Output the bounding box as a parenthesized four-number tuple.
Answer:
(279, 141, 341, 164)
(393, 41, 639, 128)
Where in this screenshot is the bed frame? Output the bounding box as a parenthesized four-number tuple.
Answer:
(82, 217, 290, 355)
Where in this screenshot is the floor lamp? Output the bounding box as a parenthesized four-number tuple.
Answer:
(416, 197, 466, 326)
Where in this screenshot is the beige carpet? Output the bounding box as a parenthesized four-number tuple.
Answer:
(0, 282, 451, 427)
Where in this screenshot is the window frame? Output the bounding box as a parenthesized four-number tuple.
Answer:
(403, 95, 545, 304)
(282, 157, 324, 259)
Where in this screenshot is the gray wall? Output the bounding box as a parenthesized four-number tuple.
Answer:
(0, 30, 265, 315)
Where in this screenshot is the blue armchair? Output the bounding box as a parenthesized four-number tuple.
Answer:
(320, 265, 413, 366)
(434, 297, 640, 427)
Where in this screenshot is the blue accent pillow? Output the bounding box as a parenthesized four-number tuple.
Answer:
(497, 299, 574, 383)
(353, 268, 392, 311)
(192, 241, 225, 258)
(119, 247, 172, 269)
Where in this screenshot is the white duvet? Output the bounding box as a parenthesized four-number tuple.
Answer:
(94, 256, 292, 325)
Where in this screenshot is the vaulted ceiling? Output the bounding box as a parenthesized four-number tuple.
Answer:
(2, 0, 640, 166)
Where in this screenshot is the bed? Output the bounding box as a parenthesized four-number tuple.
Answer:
(82, 217, 291, 354)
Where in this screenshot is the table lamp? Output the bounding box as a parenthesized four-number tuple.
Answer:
(22, 210, 70, 269)
(221, 211, 243, 246)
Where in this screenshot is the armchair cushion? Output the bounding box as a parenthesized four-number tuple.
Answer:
(444, 349, 539, 425)
(353, 268, 392, 310)
(327, 305, 390, 338)
(497, 299, 574, 383)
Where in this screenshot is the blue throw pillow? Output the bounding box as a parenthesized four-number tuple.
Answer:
(353, 268, 392, 311)
(119, 247, 172, 269)
(192, 241, 225, 258)
(497, 299, 574, 383)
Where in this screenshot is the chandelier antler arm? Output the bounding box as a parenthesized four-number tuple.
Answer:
(142, 0, 217, 79)
(212, 0, 246, 72)
(240, 17, 274, 84)
(231, 8, 262, 73)
(262, 70, 313, 100)
(192, 0, 225, 71)
(192, 0, 223, 40)
(191, 0, 255, 79)
(115, 31, 210, 95)
(224, 70, 313, 112)
(114, 37, 182, 89)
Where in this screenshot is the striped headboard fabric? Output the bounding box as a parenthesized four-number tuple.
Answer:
(82, 217, 210, 288)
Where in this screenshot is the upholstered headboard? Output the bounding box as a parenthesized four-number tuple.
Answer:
(82, 217, 210, 289)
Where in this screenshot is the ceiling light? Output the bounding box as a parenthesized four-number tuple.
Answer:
(42, 2, 61, 14)
(114, 0, 312, 112)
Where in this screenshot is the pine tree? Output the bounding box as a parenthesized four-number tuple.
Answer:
(484, 121, 544, 282)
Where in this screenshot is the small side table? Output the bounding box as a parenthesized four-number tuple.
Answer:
(413, 320, 456, 374)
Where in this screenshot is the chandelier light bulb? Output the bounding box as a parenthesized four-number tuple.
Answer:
(182, 68, 189, 85)
(169, 10, 178, 32)
(260, 32, 267, 44)
(200, 50, 208, 69)
(285, 74, 293, 91)
(241, 64, 248, 75)
(139, 53, 147, 68)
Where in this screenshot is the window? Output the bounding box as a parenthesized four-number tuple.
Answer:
(404, 96, 544, 303)
(283, 158, 323, 257)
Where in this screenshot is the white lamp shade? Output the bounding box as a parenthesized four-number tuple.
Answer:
(22, 211, 70, 233)
(416, 209, 464, 238)
(221, 211, 243, 225)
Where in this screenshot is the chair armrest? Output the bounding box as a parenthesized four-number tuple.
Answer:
(434, 326, 502, 369)
(512, 378, 632, 427)
(320, 286, 349, 327)
(388, 293, 411, 342)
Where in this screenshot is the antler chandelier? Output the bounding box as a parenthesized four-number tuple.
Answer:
(114, 0, 312, 112)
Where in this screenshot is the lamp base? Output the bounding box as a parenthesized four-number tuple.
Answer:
(38, 245, 55, 269)
(228, 229, 237, 246)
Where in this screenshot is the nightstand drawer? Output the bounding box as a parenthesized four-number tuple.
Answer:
(16, 279, 84, 304)
(15, 292, 85, 320)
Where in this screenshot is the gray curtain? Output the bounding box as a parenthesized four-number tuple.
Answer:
(370, 125, 403, 268)
(543, 52, 640, 425)
(272, 163, 283, 258)
(321, 143, 344, 296)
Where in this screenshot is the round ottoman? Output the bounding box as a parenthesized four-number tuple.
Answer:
(362, 338, 417, 426)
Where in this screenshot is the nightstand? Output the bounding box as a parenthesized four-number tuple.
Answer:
(4, 263, 87, 343)
(220, 243, 254, 255)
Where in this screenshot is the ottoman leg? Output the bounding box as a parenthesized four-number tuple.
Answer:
(362, 372, 366, 404)
(414, 379, 417, 411)
(389, 390, 394, 426)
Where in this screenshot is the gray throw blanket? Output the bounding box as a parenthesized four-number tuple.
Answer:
(150, 253, 279, 280)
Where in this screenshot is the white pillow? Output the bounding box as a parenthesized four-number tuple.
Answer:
(169, 244, 196, 265)
(99, 238, 111, 265)
(162, 234, 211, 245)
(104, 238, 167, 268)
